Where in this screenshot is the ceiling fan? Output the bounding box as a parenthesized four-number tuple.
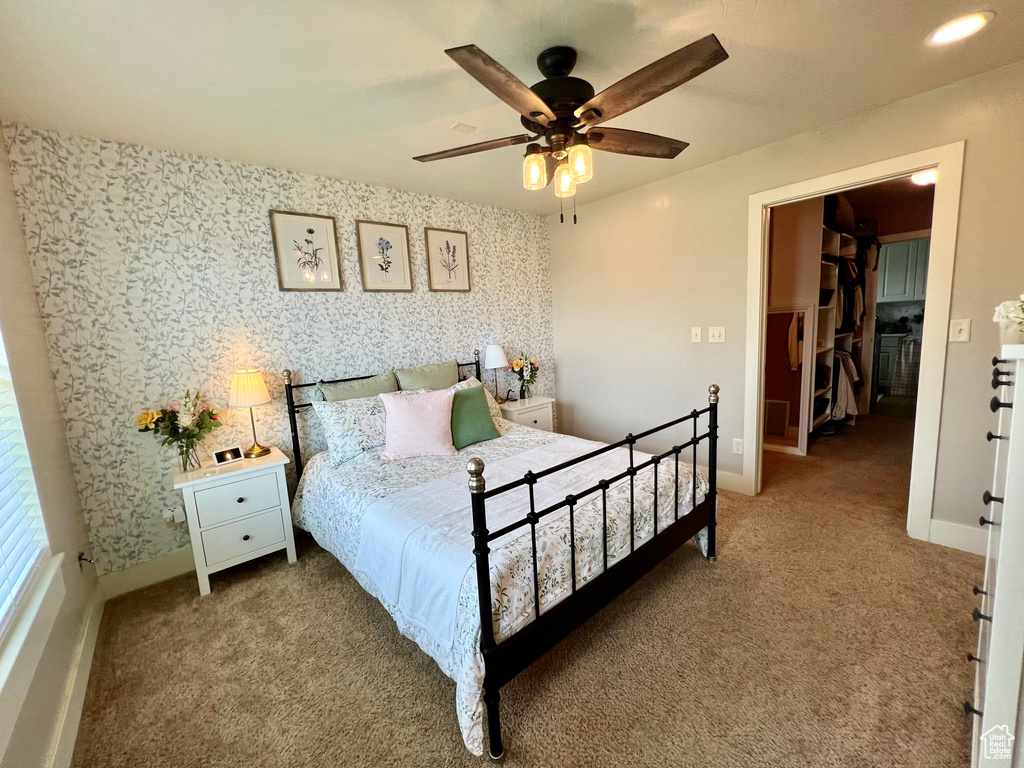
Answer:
(413, 35, 728, 206)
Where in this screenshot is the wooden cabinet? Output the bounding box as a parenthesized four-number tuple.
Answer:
(877, 238, 929, 303)
(499, 397, 555, 432)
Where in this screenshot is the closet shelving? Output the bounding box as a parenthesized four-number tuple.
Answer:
(814, 227, 841, 430)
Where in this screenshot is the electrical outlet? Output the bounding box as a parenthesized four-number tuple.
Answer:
(691, 326, 702, 343)
(950, 318, 971, 343)
(164, 505, 186, 523)
(732, 438, 743, 455)
(709, 326, 726, 343)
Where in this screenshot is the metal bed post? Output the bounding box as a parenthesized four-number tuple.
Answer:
(282, 369, 303, 480)
(706, 384, 719, 561)
(468, 458, 505, 764)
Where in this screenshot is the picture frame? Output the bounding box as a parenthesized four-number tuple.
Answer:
(212, 446, 245, 466)
(355, 220, 413, 292)
(269, 210, 342, 292)
(425, 227, 471, 292)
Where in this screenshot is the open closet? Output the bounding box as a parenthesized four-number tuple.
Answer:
(763, 196, 873, 455)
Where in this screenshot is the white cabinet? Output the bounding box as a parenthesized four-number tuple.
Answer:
(499, 396, 555, 432)
(877, 237, 929, 303)
(173, 446, 297, 595)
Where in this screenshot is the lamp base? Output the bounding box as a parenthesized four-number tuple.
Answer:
(244, 441, 271, 459)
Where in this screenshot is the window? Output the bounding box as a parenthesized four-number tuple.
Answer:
(0, 331, 49, 638)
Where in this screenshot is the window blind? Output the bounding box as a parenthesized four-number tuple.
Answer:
(0, 332, 48, 639)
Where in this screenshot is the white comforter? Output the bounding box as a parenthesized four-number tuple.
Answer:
(293, 419, 708, 755)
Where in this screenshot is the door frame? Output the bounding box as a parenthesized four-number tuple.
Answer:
(743, 141, 965, 542)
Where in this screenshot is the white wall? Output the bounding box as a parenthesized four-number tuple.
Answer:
(551, 61, 1024, 527)
(0, 125, 97, 768)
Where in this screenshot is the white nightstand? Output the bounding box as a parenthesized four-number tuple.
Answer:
(173, 446, 297, 596)
(499, 396, 556, 432)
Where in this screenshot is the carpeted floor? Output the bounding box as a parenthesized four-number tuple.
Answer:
(73, 405, 981, 767)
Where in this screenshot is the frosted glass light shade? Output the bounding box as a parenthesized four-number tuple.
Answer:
(229, 369, 271, 408)
(554, 162, 576, 198)
(483, 344, 508, 370)
(568, 143, 593, 183)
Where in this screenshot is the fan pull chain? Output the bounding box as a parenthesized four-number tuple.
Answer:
(559, 196, 564, 224)
(573, 195, 577, 224)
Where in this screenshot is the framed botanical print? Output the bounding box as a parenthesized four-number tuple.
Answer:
(356, 220, 412, 292)
(425, 227, 470, 292)
(269, 210, 342, 291)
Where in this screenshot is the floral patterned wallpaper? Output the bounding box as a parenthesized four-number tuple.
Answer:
(4, 123, 553, 574)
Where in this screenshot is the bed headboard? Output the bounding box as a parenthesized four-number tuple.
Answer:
(283, 351, 483, 480)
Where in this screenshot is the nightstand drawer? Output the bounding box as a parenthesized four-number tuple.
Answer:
(515, 406, 552, 431)
(201, 508, 285, 567)
(194, 471, 280, 528)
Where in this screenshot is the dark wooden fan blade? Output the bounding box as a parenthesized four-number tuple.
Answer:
(413, 134, 534, 162)
(575, 34, 728, 126)
(446, 45, 556, 126)
(586, 128, 689, 159)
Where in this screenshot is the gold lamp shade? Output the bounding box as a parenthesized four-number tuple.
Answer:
(229, 370, 271, 457)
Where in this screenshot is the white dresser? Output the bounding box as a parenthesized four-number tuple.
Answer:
(173, 446, 297, 596)
(499, 396, 555, 432)
(970, 344, 1023, 766)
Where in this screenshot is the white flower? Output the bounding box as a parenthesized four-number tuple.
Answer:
(994, 295, 1024, 325)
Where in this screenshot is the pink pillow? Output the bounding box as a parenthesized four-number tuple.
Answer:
(379, 389, 457, 460)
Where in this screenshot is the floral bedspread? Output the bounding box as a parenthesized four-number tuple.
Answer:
(292, 419, 709, 755)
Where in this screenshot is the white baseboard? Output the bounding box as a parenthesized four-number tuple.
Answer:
(717, 470, 750, 495)
(928, 519, 987, 556)
(45, 592, 104, 768)
(98, 547, 196, 601)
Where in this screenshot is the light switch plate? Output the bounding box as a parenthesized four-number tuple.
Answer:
(950, 319, 971, 343)
(709, 326, 725, 343)
(691, 327, 702, 343)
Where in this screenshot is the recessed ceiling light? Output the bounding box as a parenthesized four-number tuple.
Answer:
(911, 169, 937, 186)
(927, 11, 995, 45)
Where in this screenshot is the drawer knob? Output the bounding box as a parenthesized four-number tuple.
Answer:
(237, 497, 245, 504)
(973, 585, 988, 596)
(983, 491, 1004, 505)
(980, 516, 996, 527)
(967, 652, 983, 663)
(242, 534, 251, 541)
(964, 701, 983, 718)
(533, 419, 538, 424)
(973, 608, 992, 623)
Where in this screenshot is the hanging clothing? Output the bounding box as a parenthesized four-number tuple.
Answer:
(831, 350, 860, 423)
(788, 314, 802, 371)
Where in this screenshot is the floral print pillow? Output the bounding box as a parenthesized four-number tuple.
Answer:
(312, 397, 387, 465)
(452, 377, 502, 422)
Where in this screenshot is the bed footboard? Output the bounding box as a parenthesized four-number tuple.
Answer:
(468, 385, 720, 762)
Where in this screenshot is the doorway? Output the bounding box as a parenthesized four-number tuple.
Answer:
(743, 142, 965, 544)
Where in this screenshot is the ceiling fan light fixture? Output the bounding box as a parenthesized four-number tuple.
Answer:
(568, 141, 593, 183)
(927, 11, 994, 45)
(554, 162, 576, 198)
(522, 145, 549, 191)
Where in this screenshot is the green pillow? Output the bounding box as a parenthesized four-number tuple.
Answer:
(451, 385, 500, 450)
(395, 360, 458, 391)
(318, 370, 398, 402)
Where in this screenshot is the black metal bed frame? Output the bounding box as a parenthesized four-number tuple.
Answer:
(282, 352, 719, 763)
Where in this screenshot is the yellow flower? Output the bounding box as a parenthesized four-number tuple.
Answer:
(136, 409, 160, 430)
(512, 360, 523, 372)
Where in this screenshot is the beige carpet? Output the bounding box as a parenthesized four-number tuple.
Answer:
(73, 408, 982, 767)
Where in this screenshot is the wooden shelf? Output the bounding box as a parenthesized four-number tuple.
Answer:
(835, 332, 853, 339)
(814, 385, 832, 397)
(818, 303, 836, 310)
(813, 413, 830, 429)
(816, 344, 834, 354)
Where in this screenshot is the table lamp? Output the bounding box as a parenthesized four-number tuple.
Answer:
(229, 369, 272, 458)
(483, 344, 509, 403)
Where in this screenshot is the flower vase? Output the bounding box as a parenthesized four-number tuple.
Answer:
(1000, 320, 1024, 345)
(179, 441, 200, 473)
(520, 384, 531, 400)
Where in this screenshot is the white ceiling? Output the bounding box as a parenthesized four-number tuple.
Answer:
(0, 0, 1021, 215)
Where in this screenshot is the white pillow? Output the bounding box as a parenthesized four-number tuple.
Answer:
(379, 390, 457, 460)
(311, 396, 386, 465)
(452, 377, 503, 422)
